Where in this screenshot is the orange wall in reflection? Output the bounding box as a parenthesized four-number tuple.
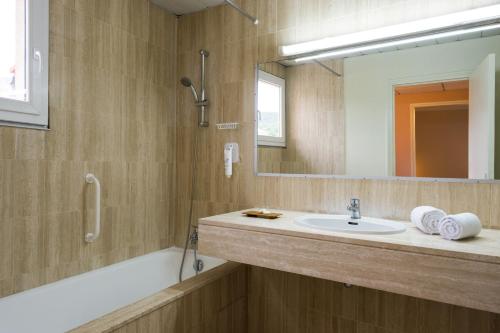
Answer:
(395, 90, 469, 177)
(415, 109, 468, 178)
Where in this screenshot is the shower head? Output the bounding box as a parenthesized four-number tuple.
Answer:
(180, 77, 199, 102)
(180, 77, 192, 87)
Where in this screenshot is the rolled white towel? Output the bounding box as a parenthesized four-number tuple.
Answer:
(438, 213, 482, 240)
(410, 206, 446, 234)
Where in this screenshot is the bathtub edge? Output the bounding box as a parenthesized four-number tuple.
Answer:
(69, 262, 243, 333)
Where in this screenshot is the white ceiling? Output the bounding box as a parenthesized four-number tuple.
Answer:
(150, 0, 225, 15)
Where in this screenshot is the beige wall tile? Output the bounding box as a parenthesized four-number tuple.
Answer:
(177, 1, 500, 332)
(249, 266, 500, 333)
(0, 0, 178, 298)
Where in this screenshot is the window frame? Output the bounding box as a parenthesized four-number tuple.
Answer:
(257, 70, 286, 147)
(0, 0, 49, 129)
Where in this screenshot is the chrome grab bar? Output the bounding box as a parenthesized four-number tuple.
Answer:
(85, 173, 101, 242)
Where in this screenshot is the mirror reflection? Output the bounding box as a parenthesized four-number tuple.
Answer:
(256, 35, 500, 180)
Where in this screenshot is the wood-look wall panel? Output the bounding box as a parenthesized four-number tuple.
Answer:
(0, 0, 178, 298)
(176, 0, 500, 331)
(177, 0, 500, 243)
(248, 266, 500, 333)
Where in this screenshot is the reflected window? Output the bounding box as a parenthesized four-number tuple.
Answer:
(257, 70, 285, 147)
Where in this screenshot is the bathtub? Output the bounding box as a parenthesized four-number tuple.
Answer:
(0, 247, 225, 333)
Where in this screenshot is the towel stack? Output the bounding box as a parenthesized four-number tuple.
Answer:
(410, 206, 445, 235)
(410, 206, 482, 240)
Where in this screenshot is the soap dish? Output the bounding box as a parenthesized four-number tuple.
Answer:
(242, 210, 282, 219)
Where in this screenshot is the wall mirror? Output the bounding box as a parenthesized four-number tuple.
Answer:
(255, 33, 500, 181)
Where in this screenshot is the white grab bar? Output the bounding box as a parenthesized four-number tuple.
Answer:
(85, 173, 101, 243)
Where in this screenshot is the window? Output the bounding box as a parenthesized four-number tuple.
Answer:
(0, 0, 49, 128)
(257, 70, 286, 147)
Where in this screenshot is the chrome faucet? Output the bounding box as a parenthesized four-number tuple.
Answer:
(347, 198, 361, 219)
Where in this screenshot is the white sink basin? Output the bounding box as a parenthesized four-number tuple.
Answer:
(295, 214, 406, 235)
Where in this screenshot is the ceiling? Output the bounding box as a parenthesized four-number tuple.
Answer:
(150, 0, 225, 15)
(395, 80, 469, 95)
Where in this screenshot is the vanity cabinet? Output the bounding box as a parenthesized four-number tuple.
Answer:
(199, 210, 500, 314)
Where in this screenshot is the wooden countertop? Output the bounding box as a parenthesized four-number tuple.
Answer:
(199, 209, 500, 313)
(199, 209, 500, 265)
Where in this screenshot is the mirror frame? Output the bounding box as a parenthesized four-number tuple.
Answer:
(253, 64, 500, 184)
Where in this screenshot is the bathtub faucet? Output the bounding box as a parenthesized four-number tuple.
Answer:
(190, 227, 198, 247)
(190, 227, 204, 274)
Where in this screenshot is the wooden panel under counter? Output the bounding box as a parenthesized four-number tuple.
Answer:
(198, 209, 500, 314)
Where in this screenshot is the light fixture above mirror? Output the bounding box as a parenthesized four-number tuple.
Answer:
(280, 4, 500, 63)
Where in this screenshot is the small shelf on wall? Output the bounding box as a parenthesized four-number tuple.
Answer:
(216, 122, 239, 130)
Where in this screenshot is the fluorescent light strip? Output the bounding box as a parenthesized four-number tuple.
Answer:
(294, 22, 500, 63)
(281, 4, 500, 57)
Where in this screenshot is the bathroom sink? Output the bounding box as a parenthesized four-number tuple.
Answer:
(294, 214, 406, 235)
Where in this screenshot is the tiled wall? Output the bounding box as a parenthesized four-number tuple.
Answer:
(175, 0, 500, 248)
(175, 0, 500, 331)
(248, 266, 500, 333)
(0, 0, 177, 298)
(1, 0, 499, 330)
(110, 265, 248, 333)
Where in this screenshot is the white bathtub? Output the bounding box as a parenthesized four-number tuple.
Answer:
(0, 247, 225, 333)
